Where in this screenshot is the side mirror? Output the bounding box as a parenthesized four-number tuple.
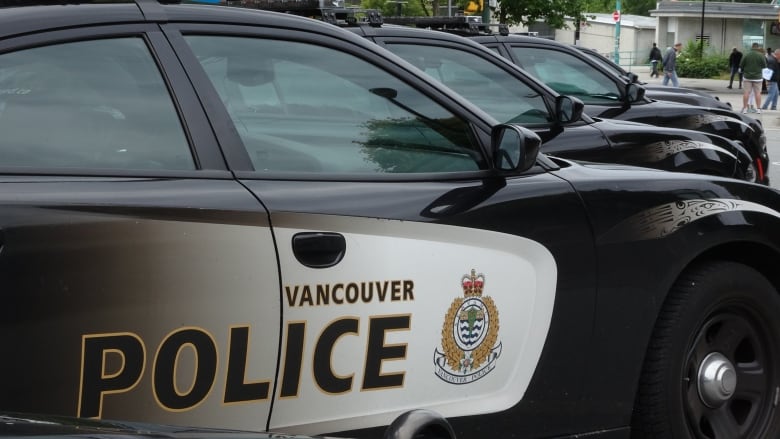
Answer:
(626, 72, 639, 83)
(491, 124, 541, 172)
(555, 95, 584, 125)
(625, 83, 645, 103)
(383, 409, 456, 439)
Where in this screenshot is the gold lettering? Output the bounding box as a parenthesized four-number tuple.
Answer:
(284, 286, 299, 307)
(403, 280, 414, 301)
(283, 280, 415, 307)
(391, 281, 402, 301)
(317, 284, 330, 306)
(300, 286, 313, 306)
(333, 284, 344, 304)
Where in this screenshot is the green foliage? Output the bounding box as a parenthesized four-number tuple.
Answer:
(621, 0, 655, 15)
(675, 41, 729, 79)
(581, 0, 654, 16)
(361, 0, 429, 16)
(496, 0, 588, 28)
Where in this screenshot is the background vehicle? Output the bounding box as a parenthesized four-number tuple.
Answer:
(574, 45, 733, 110)
(369, 16, 769, 186)
(3, 2, 780, 439)
(341, 23, 754, 181)
(464, 33, 770, 185)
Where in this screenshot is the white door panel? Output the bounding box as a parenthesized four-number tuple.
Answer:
(269, 213, 557, 434)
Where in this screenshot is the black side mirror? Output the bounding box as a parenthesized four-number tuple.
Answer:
(555, 95, 584, 125)
(626, 83, 645, 103)
(491, 124, 541, 172)
(626, 72, 639, 83)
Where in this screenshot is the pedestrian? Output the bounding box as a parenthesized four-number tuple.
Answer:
(728, 47, 743, 89)
(740, 42, 767, 114)
(761, 48, 780, 111)
(763, 47, 773, 94)
(662, 42, 682, 87)
(648, 43, 662, 78)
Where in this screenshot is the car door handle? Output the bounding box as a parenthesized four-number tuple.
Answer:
(292, 232, 346, 268)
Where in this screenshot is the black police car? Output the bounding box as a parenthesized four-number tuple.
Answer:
(574, 45, 733, 110)
(3, 2, 780, 439)
(337, 23, 754, 181)
(463, 32, 770, 184)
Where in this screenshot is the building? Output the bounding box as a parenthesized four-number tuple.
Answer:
(507, 2, 780, 66)
(651, 1, 780, 55)
(556, 13, 657, 65)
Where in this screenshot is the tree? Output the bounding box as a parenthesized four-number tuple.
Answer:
(495, 0, 588, 28)
(362, 0, 430, 16)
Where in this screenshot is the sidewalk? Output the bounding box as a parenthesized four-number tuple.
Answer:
(625, 65, 780, 129)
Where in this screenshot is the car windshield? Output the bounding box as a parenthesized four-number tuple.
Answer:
(579, 49, 628, 77)
(510, 46, 623, 104)
(384, 43, 552, 125)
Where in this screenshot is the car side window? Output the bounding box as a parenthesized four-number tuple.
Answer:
(185, 36, 484, 174)
(385, 43, 552, 125)
(0, 38, 194, 170)
(510, 47, 622, 104)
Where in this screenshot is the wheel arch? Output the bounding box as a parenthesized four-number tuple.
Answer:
(686, 240, 780, 295)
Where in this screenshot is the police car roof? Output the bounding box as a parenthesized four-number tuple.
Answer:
(0, 0, 369, 42)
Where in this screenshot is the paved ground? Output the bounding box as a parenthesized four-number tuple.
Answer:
(624, 65, 780, 129)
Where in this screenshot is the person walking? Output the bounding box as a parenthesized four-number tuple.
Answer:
(761, 48, 780, 111)
(662, 42, 681, 87)
(648, 43, 662, 78)
(764, 47, 773, 94)
(740, 42, 767, 114)
(728, 47, 743, 89)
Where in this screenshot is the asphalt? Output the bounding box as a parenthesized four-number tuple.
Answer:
(624, 65, 780, 129)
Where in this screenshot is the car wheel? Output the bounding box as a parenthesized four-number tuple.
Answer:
(632, 261, 780, 439)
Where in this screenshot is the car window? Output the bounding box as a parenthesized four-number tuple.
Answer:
(0, 38, 194, 170)
(384, 43, 552, 125)
(185, 36, 484, 174)
(581, 50, 626, 76)
(509, 46, 622, 104)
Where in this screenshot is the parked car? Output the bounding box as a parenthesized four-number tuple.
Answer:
(374, 25, 769, 184)
(3, 2, 780, 439)
(338, 23, 754, 181)
(458, 32, 769, 185)
(574, 45, 733, 110)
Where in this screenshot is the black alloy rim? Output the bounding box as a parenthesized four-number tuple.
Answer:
(682, 309, 777, 439)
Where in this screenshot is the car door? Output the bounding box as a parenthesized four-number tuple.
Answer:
(166, 21, 599, 436)
(0, 24, 281, 428)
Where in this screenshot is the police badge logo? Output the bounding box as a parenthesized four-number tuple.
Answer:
(434, 269, 502, 384)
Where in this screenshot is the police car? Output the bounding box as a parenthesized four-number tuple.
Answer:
(2, 2, 780, 439)
(574, 45, 734, 110)
(462, 32, 771, 185)
(335, 22, 755, 182)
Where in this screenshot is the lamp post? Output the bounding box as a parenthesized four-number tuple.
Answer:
(699, 0, 705, 59)
(614, 0, 621, 64)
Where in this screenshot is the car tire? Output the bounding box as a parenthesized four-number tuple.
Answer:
(631, 261, 780, 439)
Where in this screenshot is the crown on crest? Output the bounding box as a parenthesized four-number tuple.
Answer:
(461, 269, 485, 297)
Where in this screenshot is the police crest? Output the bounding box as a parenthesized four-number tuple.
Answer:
(434, 269, 502, 384)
